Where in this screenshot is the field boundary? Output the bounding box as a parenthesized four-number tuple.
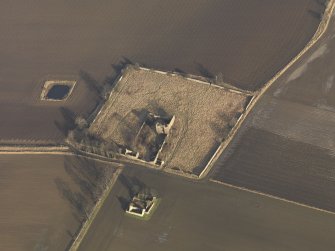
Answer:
(1, 0, 333, 178)
(68, 167, 122, 251)
(0, 145, 70, 154)
(87, 66, 251, 178)
(210, 179, 335, 215)
(139, 66, 254, 96)
(198, 0, 335, 179)
(198, 95, 255, 178)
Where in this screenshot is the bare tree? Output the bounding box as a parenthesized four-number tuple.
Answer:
(75, 116, 88, 130)
(215, 72, 224, 86)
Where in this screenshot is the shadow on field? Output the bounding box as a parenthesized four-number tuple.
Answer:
(79, 70, 102, 97)
(314, 0, 327, 8)
(117, 196, 129, 211)
(195, 62, 214, 79)
(79, 57, 135, 107)
(111, 57, 133, 74)
(54, 156, 115, 222)
(308, 9, 322, 20)
(54, 177, 89, 221)
(119, 173, 146, 197)
(54, 107, 76, 136)
(75, 57, 137, 128)
(308, 0, 327, 20)
(117, 174, 149, 210)
(174, 68, 188, 77)
(105, 57, 134, 89)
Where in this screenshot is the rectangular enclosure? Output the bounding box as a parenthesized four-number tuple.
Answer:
(90, 67, 249, 173)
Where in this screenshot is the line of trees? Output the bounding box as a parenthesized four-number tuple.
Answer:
(66, 116, 119, 159)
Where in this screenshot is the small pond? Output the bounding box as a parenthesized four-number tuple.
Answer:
(46, 85, 71, 100)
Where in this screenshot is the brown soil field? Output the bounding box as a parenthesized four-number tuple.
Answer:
(212, 14, 335, 213)
(269, 17, 335, 110)
(89, 68, 248, 172)
(0, 77, 99, 144)
(213, 127, 335, 212)
(0, 154, 116, 251)
(0, 1, 325, 143)
(79, 165, 335, 251)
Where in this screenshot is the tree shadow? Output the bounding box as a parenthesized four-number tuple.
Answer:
(174, 67, 188, 77)
(54, 155, 115, 226)
(117, 174, 154, 210)
(117, 196, 129, 211)
(64, 155, 109, 188)
(148, 100, 170, 117)
(54, 177, 89, 218)
(118, 173, 136, 198)
(132, 108, 149, 122)
(308, 9, 322, 20)
(54, 120, 68, 137)
(66, 230, 74, 239)
(118, 174, 148, 197)
(194, 62, 214, 79)
(131, 176, 146, 192)
(54, 107, 76, 136)
(314, 0, 327, 7)
(63, 159, 97, 202)
(111, 57, 133, 73)
(105, 57, 135, 88)
(79, 70, 102, 97)
(59, 156, 115, 250)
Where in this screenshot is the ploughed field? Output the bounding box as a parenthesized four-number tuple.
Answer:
(89, 67, 248, 173)
(0, 0, 325, 143)
(212, 16, 335, 213)
(78, 165, 335, 251)
(0, 154, 116, 251)
(0, 78, 98, 145)
(213, 127, 335, 212)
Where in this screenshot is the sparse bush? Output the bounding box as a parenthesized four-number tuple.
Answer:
(75, 116, 88, 130)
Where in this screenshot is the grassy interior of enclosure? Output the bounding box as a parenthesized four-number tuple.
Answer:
(90, 68, 248, 172)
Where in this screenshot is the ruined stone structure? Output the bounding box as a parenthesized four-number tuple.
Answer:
(120, 113, 175, 167)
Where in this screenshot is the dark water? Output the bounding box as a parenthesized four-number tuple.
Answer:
(46, 85, 71, 100)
